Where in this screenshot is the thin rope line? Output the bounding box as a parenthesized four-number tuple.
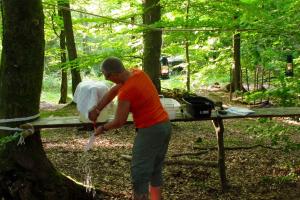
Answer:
(43, 2, 160, 31)
(0, 113, 40, 123)
(0, 126, 23, 131)
(43, 2, 258, 33)
(42, 2, 300, 35)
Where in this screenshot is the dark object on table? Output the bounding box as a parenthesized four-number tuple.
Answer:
(218, 110, 227, 115)
(183, 96, 215, 118)
(215, 101, 227, 115)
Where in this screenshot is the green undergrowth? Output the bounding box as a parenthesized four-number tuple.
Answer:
(40, 103, 79, 118)
(0, 133, 20, 150)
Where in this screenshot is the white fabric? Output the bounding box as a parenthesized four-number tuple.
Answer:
(73, 80, 109, 121)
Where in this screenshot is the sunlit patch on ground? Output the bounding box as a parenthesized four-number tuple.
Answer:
(43, 137, 132, 150)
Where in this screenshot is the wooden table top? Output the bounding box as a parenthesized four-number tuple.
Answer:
(28, 107, 300, 129)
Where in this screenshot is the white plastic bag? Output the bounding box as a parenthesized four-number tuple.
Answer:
(73, 80, 110, 122)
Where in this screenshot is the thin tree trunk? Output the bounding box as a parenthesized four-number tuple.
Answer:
(59, 0, 81, 95)
(131, 16, 136, 40)
(246, 66, 249, 91)
(267, 70, 271, 102)
(185, 41, 190, 92)
(260, 67, 264, 103)
(231, 0, 242, 92)
(58, 3, 68, 104)
(256, 66, 259, 91)
(185, 0, 191, 92)
(232, 33, 242, 91)
(229, 65, 233, 101)
(142, 0, 162, 92)
(254, 66, 259, 105)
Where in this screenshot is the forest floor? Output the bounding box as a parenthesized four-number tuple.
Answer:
(40, 89, 300, 200)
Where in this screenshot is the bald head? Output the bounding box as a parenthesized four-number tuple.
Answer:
(101, 57, 125, 74)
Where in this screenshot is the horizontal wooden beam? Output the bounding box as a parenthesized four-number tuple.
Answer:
(27, 107, 300, 129)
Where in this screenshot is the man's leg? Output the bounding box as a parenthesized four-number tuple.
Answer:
(149, 186, 161, 200)
(133, 192, 148, 200)
(132, 121, 171, 200)
(150, 121, 171, 200)
(131, 128, 154, 200)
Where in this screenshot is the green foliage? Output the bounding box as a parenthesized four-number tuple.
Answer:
(245, 75, 300, 106)
(40, 103, 78, 117)
(0, 133, 20, 152)
(244, 90, 267, 104)
(246, 118, 300, 151)
(39, 0, 300, 106)
(41, 73, 72, 103)
(261, 173, 298, 185)
(161, 75, 186, 90)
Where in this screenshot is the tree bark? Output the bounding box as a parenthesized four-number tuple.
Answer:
(0, 0, 44, 125)
(0, 133, 96, 199)
(59, 0, 81, 95)
(232, 33, 242, 91)
(0, 1, 105, 199)
(58, 3, 68, 104)
(142, 0, 162, 92)
(231, 1, 243, 92)
(185, 0, 191, 92)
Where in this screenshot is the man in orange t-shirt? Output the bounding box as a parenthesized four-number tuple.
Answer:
(88, 57, 171, 200)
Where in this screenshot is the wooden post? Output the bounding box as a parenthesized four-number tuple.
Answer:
(212, 117, 228, 191)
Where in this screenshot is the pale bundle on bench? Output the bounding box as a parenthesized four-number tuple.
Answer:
(73, 80, 114, 122)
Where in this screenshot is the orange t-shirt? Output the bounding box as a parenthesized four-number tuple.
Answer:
(118, 69, 168, 128)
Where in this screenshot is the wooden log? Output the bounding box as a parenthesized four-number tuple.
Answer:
(120, 154, 218, 168)
(194, 144, 280, 151)
(170, 150, 209, 157)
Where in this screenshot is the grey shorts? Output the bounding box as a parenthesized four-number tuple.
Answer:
(131, 120, 172, 195)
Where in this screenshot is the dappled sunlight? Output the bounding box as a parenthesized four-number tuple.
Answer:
(42, 137, 132, 150)
(86, 137, 133, 149)
(43, 120, 300, 200)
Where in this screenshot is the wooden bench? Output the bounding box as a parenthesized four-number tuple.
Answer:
(29, 107, 300, 191)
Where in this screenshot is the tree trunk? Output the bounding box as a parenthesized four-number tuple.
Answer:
(185, 41, 190, 92)
(58, 3, 68, 104)
(185, 0, 191, 92)
(232, 33, 242, 91)
(142, 0, 162, 92)
(0, 133, 95, 199)
(60, 0, 81, 95)
(0, 1, 104, 199)
(0, 0, 44, 130)
(245, 66, 249, 91)
(231, 1, 242, 93)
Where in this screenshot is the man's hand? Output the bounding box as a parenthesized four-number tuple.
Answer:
(88, 106, 99, 121)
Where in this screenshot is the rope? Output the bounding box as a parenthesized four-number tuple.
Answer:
(0, 113, 40, 124)
(43, 2, 159, 31)
(42, 2, 300, 35)
(0, 114, 38, 146)
(0, 126, 23, 131)
(43, 2, 256, 33)
(17, 123, 35, 146)
(0, 124, 35, 146)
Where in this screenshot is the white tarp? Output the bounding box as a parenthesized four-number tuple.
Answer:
(73, 80, 110, 121)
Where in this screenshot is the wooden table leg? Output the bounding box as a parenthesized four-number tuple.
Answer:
(212, 117, 228, 191)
